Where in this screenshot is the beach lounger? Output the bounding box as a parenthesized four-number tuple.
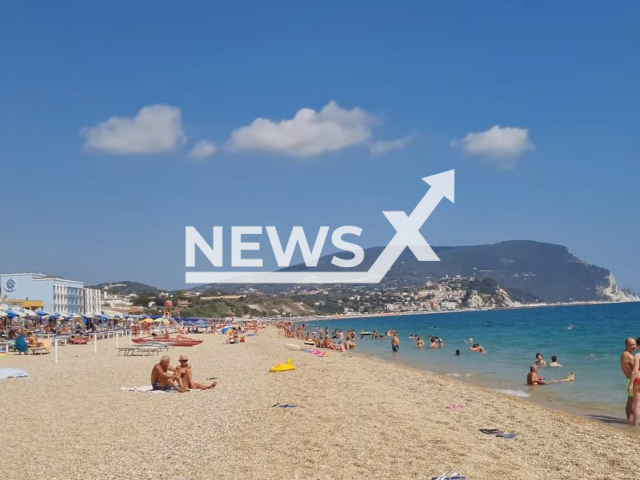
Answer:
(28, 340, 51, 355)
(117, 346, 161, 356)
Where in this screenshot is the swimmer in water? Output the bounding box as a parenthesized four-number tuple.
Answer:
(455, 349, 461, 356)
(527, 365, 574, 385)
(549, 355, 562, 367)
(534, 352, 546, 366)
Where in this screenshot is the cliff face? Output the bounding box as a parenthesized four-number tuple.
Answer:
(464, 288, 521, 309)
(282, 240, 638, 304)
(597, 273, 640, 302)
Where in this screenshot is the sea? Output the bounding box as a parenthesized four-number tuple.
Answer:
(303, 302, 640, 421)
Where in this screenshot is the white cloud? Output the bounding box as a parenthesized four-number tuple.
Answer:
(81, 104, 186, 155)
(225, 101, 377, 158)
(189, 140, 218, 160)
(451, 125, 534, 167)
(369, 133, 416, 156)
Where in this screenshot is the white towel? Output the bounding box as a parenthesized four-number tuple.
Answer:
(121, 385, 172, 394)
(0, 368, 28, 379)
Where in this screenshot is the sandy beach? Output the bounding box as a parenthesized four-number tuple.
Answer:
(1, 328, 639, 480)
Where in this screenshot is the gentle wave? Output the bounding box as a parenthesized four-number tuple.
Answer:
(494, 388, 531, 398)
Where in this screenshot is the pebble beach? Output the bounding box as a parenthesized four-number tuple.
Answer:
(1, 328, 639, 480)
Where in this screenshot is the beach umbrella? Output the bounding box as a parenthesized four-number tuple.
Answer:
(35, 310, 48, 317)
(221, 326, 236, 334)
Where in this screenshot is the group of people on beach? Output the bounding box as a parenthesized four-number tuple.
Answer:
(150, 354, 217, 392)
(620, 337, 640, 425)
(279, 323, 357, 352)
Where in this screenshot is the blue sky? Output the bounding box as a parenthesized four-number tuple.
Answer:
(1, 2, 639, 291)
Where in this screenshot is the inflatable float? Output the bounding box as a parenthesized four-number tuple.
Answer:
(270, 359, 296, 372)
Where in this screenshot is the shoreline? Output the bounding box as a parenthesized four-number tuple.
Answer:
(344, 344, 635, 434)
(2, 327, 639, 479)
(293, 298, 640, 322)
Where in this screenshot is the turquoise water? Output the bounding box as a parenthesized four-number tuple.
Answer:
(305, 302, 640, 417)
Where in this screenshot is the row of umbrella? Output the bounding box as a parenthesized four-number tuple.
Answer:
(0, 309, 245, 325)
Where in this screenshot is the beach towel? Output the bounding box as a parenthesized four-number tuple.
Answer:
(432, 472, 466, 480)
(480, 428, 519, 440)
(0, 368, 28, 379)
(15, 335, 28, 354)
(121, 386, 174, 394)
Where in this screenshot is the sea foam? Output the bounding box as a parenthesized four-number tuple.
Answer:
(494, 388, 530, 398)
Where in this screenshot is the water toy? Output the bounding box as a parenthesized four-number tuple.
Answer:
(270, 358, 296, 372)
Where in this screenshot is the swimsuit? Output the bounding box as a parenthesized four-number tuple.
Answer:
(152, 382, 172, 391)
(627, 378, 634, 397)
(392, 344, 399, 352)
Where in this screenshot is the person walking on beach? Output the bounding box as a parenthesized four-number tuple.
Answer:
(391, 333, 399, 353)
(622, 337, 639, 423)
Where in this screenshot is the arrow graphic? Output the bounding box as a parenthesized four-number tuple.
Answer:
(186, 170, 455, 284)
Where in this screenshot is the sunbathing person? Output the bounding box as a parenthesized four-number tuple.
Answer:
(527, 365, 574, 385)
(151, 356, 185, 392)
(175, 355, 217, 390)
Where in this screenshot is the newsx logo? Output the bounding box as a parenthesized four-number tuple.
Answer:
(185, 170, 454, 284)
(186, 225, 365, 270)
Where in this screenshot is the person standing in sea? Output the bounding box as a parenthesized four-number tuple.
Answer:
(391, 332, 400, 353)
(621, 337, 638, 423)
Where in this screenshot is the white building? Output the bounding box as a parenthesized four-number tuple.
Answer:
(83, 288, 103, 315)
(0, 273, 84, 314)
(101, 291, 134, 310)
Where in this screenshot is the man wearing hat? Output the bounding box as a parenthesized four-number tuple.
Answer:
(175, 354, 217, 391)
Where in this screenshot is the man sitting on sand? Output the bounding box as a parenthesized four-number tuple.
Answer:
(175, 354, 217, 390)
(151, 356, 185, 392)
(527, 365, 574, 385)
